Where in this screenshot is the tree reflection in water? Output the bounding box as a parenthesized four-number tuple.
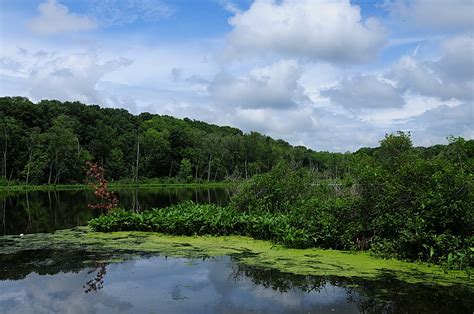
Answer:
(0, 248, 472, 313)
(226, 260, 473, 313)
(84, 264, 107, 293)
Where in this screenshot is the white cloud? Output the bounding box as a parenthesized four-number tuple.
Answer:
(218, 0, 242, 14)
(209, 59, 309, 109)
(1, 0, 472, 153)
(435, 35, 474, 82)
(0, 57, 22, 72)
(402, 103, 474, 145)
(233, 107, 315, 134)
(225, 0, 386, 63)
(26, 52, 133, 104)
(389, 35, 474, 101)
(28, 0, 97, 35)
(386, 0, 474, 30)
(320, 75, 405, 110)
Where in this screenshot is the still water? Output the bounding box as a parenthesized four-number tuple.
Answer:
(0, 188, 473, 313)
(1, 248, 472, 314)
(0, 188, 230, 235)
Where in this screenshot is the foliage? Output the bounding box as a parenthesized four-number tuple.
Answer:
(354, 134, 473, 269)
(1, 96, 471, 272)
(86, 161, 118, 211)
(89, 201, 313, 248)
(90, 132, 473, 273)
(0, 97, 342, 184)
(231, 162, 317, 213)
(177, 158, 193, 182)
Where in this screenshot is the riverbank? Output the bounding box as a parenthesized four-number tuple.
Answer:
(0, 181, 236, 192)
(1, 226, 471, 288)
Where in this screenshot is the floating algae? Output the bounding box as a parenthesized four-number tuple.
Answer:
(1, 227, 472, 288)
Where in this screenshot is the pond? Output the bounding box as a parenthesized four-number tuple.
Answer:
(0, 187, 231, 235)
(1, 247, 472, 314)
(0, 187, 472, 313)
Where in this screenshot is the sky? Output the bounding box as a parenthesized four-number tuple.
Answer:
(0, 0, 472, 152)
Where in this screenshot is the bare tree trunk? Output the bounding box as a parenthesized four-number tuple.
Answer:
(26, 161, 31, 185)
(135, 139, 140, 182)
(26, 140, 33, 185)
(54, 168, 62, 185)
(244, 158, 248, 180)
(48, 164, 53, 185)
(207, 154, 212, 182)
(3, 128, 7, 179)
(213, 156, 224, 181)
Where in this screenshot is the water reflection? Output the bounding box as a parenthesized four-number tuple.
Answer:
(0, 249, 472, 313)
(0, 188, 231, 235)
(84, 264, 107, 293)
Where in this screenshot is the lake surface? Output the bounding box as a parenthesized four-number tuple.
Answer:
(0, 187, 231, 235)
(1, 247, 472, 314)
(0, 187, 473, 313)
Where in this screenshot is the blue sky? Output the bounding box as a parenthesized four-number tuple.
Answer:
(0, 0, 472, 151)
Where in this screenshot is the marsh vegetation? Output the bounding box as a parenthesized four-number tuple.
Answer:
(1, 98, 472, 312)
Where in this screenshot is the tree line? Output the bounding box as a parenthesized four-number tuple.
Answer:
(0, 97, 352, 184)
(0, 97, 472, 185)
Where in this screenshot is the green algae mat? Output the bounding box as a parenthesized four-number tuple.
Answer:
(1, 227, 471, 288)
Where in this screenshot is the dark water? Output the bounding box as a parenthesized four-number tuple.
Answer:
(0, 188, 231, 235)
(1, 249, 472, 314)
(0, 188, 473, 313)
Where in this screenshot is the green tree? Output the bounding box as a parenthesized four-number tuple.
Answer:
(178, 158, 193, 182)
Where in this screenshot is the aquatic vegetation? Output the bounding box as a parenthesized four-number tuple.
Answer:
(1, 227, 472, 288)
(89, 202, 320, 248)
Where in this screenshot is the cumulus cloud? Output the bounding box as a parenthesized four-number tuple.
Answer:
(209, 59, 309, 109)
(232, 107, 315, 134)
(402, 103, 474, 145)
(27, 52, 133, 104)
(2, 0, 471, 153)
(435, 35, 474, 82)
(28, 0, 97, 35)
(386, 0, 474, 30)
(320, 75, 405, 110)
(225, 0, 386, 63)
(389, 35, 474, 101)
(322, 35, 473, 114)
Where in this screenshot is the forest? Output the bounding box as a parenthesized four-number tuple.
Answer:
(1, 96, 348, 185)
(1, 96, 471, 186)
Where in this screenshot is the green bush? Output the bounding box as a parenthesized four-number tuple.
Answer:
(89, 202, 317, 248)
(231, 162, 316, 213)
(90, 133, 474, 272)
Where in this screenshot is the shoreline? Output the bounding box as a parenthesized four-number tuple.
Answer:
(2, 227, 472, 288)
(0, 181, 237, 192)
